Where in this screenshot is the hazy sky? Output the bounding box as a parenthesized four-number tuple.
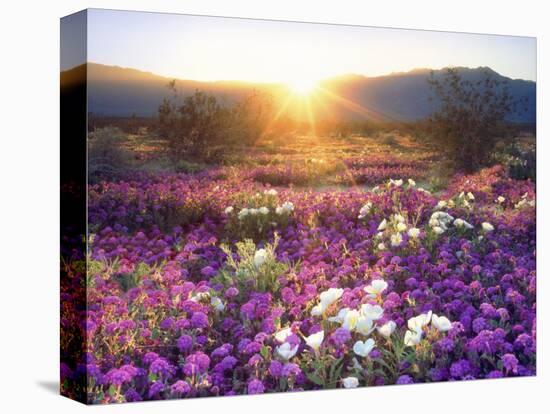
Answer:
(83, 9, 536, 83)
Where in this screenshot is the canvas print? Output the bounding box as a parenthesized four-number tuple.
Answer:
(60, 9, 536, 404)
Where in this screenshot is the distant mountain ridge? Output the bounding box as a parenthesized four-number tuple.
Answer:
(61, 63, 536, 123)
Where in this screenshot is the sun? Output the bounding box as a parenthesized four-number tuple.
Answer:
(288, 78, 318, 95)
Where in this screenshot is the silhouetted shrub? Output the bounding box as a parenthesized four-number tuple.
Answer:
(158, 83, 273, 163)
(427, 68, 524, 172)
(158, 86, 228, 162)
(88, 127, 131, 183)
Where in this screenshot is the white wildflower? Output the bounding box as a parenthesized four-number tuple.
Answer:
(358, 202, 373, 219)
(319, 288, 344, 310)
(453, 218, 473, 230)
(238, 208, 250, 220)
(342, 309, 360, 331)
(276, 342, 299, 361)
(353, 339, 375, 357)
(360, 303, 384, 321)
(431, 314, 453, 332)
(281, 201, 294, 212)
(377, 321, 397, 338)
(210, 297, 225, 312)
(364, 279, 388, 296)
(342, 377, 359, 388)
(408, 227, 420, 238)
(274, 327, 293, 343)
(305, 331, 324, 351)
(481, 222, 494, 232)
(390, 232, 403, 247)
(407, 311, 432, 333)
(328, 308, 351, 324)
(394, 214, 406, 223)
(254, 248, 268, 267)
(404, 329, 423, 346)
(355, 316, 375, 336)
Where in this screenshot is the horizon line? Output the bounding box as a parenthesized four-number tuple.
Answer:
(62, 61, 537, 84)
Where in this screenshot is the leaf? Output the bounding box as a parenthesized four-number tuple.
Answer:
(108, 385, 116, 397)
(306, 373, 325, 386)
(260, 345, 270, 360)
(329, 357, 344, 383)
(375, 357, 395, 373)
(405, 353, 417, 364)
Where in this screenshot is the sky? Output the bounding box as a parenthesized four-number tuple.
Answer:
(76, 8, 536, 84)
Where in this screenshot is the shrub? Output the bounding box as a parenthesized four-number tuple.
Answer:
(493, 141, 536, 182)
(223, 190, 293, 241)
(217, 233, 288, 293)
(380, 133, 399, 147)
(225, 90, 273, 147)
(157, 84, 273, 163)
(158, 87, 228, 163)
(88, 127, 132, 183)
(174, 159, 208, 174)
(427, 68, 523, 172)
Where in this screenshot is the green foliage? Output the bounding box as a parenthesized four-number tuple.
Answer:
(224, 191, 292, 241)
(86, 257, 121, 287)
(216, 233, 288, 293)
(428, 68, 523, 172)
(157, 84, 273, 163)
(114, 262, 151, 292)
(174, 159, 208, 174)
(303, 353, 345, 389)
(88, 127, 132, 183)
(369, 333, 416, 384)
(86, 257, 154, 292)
(493, 140, 536, 182)
(379, 132, 399, 147)
(158, 87, 227, 162)
(225, 90, 273, 146)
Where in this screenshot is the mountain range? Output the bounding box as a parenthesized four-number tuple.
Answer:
(61, 63, 536, 123)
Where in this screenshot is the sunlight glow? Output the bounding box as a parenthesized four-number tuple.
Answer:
(85, 10, 537, 83)
(288, 78, 319, 95)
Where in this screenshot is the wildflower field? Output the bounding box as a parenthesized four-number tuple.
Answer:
(61, 133, 536, 403)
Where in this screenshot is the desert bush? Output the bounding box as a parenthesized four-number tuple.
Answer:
(88, 127, 132, 183)
(223, 190, 294, 241)
(216, 233, 288, 293)
(158, 86, 228, 162)
(427, 68, 524, 172)
(379, 133, 399, 147)
(174, 159, 208, 174)
(158, 84, 273, 163)
(226, 90, 273, 147)
(493, 141, 536, 182)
